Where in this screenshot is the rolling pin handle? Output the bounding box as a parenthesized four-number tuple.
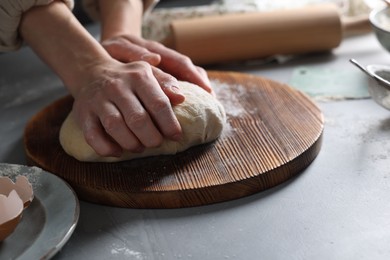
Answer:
(341, 14, 372, 37)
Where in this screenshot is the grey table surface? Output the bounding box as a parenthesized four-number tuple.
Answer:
(2, 23, 390, 260)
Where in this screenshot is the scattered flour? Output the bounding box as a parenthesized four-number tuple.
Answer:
(212, 80, 249, 139)
(111, 243, 144, 259)
(212, 80, 248, 118)
(0, 163, 43, 188)
(220, 120, 235, 139)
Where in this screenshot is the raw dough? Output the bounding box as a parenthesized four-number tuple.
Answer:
(59, 81, 226, 162)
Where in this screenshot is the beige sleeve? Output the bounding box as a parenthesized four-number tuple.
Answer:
(82, 0, 159, 21)
(0, 0, 74, 52)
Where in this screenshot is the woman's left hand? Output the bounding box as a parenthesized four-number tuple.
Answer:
(101, 34, 213, 94)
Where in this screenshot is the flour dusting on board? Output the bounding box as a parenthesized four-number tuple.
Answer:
(212, 80, 250, 139)
(212, 80, 248, 117)
(220, 121, 235, 139)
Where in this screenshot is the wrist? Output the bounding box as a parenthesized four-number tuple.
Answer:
(98, 0, 143, 40)
(19, 1, 112, 97)
(62, 55, 114, 98)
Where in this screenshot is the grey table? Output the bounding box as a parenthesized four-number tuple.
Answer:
(2, 24, 390, 259)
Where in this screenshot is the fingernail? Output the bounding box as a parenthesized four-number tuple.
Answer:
(141, 53, 160, 64)
(169, 85, 182, 94)
(165, 84, 184, 96)
(204, 76, 211, 86)
(141, 53, 154, 60)
(204, 82, 213, 93)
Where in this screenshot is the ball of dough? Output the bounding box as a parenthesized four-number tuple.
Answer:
(59, 81, 226, 162)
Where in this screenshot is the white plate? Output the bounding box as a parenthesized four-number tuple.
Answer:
(0, 163, 79, 259)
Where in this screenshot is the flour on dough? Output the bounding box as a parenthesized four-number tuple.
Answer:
(59, 81, 226, 162)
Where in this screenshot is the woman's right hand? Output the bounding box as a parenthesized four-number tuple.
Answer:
(71, 59, 186, 158)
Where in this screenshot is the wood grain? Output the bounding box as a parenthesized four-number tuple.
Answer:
(24, 71, 324, 208)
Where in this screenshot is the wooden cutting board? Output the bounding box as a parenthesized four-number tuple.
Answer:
(24, 71, 324, 208)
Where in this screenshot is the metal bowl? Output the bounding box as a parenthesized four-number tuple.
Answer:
(370, 6, 390, 53)
(366, 64, 390, 110)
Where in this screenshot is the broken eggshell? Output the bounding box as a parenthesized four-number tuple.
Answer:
(0, 175, 34, 242)
(0, 190, 24, 242)
(0, 176, 34, 208)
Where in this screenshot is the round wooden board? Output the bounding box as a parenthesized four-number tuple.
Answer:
(24, 71, 324, 208)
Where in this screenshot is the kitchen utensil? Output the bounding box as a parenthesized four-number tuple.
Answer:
(163, 4, 371, 65)
(350, 58, 387, 86)
(350, 58, 390, 110)
(369, 6, 390, 53)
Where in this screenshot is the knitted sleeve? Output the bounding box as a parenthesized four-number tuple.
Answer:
(0, 0, 74, 51)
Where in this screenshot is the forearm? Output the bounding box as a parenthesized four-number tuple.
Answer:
(98, 0, 143, 40)
(19, 1, 111, 96)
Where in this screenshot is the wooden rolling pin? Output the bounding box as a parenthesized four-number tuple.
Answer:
(162, 4, 371, 65)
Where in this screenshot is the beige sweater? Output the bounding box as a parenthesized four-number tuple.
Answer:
(0, 0, 158, 52)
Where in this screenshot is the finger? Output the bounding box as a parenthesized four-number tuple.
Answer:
(196, 66, 215, 96)
(152, 67, 185, 105)
(122, 36, 213, 92)
(132, 38, 213, 92)
(97, 102, 144, 152)
(101, 37, 161, 65)
(111, 78, 165, 148)
(131, 64, 182, 141)
(80, 114, 124, 157)
(161, 53, 213, 93)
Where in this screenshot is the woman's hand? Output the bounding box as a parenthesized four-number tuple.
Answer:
(71, 59, 185, 158)
(101, 34, 213, 94)
(19, 1, 187, 158)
